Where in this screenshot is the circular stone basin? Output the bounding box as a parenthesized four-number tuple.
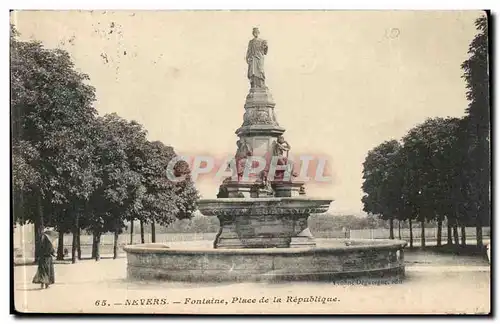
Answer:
(197, 197, 333, 216)
(124, 239, 407, 283)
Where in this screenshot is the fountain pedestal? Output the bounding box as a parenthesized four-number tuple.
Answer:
(203, 51, 332, 249)
(199, 197, 331, 249)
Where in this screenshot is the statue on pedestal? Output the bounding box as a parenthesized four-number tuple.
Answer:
(246, 27, 268, 89)
(272, 136, 297, 181)
(272, 135, 291, 163)
(235, 138, 253, 180)
(254, 170, 275, 197)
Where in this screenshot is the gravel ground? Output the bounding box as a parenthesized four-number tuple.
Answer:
(14, 248, 490, 315)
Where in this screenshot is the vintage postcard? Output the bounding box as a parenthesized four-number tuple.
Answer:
(11, 10, 491, 315)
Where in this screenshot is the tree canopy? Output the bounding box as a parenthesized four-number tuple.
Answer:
(11, 24, 199, 261)
(361, 14, 490, 248)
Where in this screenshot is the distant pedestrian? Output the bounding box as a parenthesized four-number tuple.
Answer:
(342, 227, 349, 239)
(32, 227, 56, 289)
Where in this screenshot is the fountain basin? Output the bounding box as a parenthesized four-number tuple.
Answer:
(124, 239, 407, 283)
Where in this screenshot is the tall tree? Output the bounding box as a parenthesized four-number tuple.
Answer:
(461, 14, 490, 248)
(88, 114, 146, 260)
(139, 142, 199, 241)
(362, 140, 404, 240)
(401, 120, 437, 248)
(11, 25, 98, 261)
(401, 117, 469, 248)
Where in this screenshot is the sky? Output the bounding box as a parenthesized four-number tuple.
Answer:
(11, 10, 484, 215)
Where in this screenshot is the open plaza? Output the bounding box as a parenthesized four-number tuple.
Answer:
(14, 239, 490, 314)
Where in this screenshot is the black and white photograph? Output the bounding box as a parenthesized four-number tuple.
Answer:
(10, 9, 491, 315)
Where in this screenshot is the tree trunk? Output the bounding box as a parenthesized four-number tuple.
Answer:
(453, 224, 460, 247)
(140, 219, 145, 244)
(389, 218, 394, 239)
(409, 219, 413, 248)
(437, 219, 442, 247)
(447, 219, 453, 245)
(94, 232, 101, 261)
(476, 133, 488, 249)
(129, 219, 134, 244)
(398, 220, 401, 240)
(56, 231, 65, 260)
(151, 220, 156, 243)
(71, 230, 77, 263)
(91, 231, 97, 259)
(476, 220, 483, 249)
(34, 216, 43, 262)
(420, 220, 425, 248)
(34, 195, 44, 262)
(461, 226, 466, 247)
(113, 229, 119, 259)
(71, 219, 78, 264)
(77, 227, 82, 260)
(452, 202, 460, 248)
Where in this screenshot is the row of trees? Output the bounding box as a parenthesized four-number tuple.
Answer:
(11, 25, 199, 262)
(361, 15, 490, 248)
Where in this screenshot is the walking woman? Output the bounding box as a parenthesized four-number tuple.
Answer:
(32, 227, 56, 289)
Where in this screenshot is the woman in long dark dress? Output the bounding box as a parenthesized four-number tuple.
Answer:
(32, 229, 56, 289)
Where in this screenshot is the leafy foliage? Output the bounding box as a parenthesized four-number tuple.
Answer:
(361, 15, 490, 247)
(11, 25, 99, 232)
(461, 14, 491, 235)
(11, 25, 200, 258)
(362, 140, 403, 221)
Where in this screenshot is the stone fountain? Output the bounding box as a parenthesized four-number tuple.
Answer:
(124, 28, 406, 283)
